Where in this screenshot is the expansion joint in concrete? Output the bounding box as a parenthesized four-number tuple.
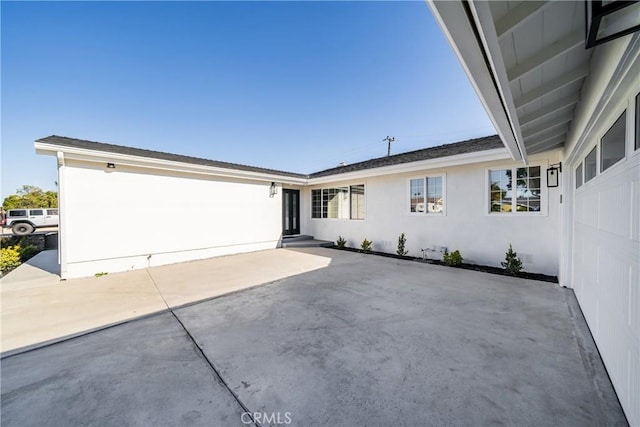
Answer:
(144, 269, 260, 427)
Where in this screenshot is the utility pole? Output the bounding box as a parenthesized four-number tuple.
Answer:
(383, 136, 395, 156)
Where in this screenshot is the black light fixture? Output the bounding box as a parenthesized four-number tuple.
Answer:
(269, 182, 278, 197)
(547, 162, 562, 188)
(586, 1, 640, 48)
(106, 162, 116, 169)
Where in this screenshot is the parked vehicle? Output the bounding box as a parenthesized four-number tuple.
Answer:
(5, 208, 59, 235)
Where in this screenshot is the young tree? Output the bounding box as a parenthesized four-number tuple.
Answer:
(2, 185, 58, 209)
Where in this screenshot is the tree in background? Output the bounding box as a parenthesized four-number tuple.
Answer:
(2, 185, 58, 209)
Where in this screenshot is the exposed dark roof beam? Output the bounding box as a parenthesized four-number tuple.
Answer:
(514, 65, 589, 109)
(521, 114, 573, 139)
(524, 126, 568, 147)
(495, 1, 550, 39)
(507, 31, 584, 81)
(519, 93, 580, 126)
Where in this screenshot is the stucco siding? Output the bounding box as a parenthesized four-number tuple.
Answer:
(60, 159, 282, 278)
(302, 151, 561, 276)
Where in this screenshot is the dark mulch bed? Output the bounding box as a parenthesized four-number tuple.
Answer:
(331, 246, 558, 284)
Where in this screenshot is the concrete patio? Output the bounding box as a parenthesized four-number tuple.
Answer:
(0, 248, 627, 426)
(1, 248, 331, 353)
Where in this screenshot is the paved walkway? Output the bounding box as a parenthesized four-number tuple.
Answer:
(1, 248, 331, 354)
(1, 248, 626, 426)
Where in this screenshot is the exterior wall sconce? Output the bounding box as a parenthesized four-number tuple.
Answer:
(269, 182, 278, 198)
(547, 162, 562, 188)
(106, 163, 116, 169)
(586, 1, 640, 48)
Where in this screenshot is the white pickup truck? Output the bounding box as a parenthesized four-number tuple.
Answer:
(3, 208, 59, 235)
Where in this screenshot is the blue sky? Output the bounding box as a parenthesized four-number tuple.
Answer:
(1, 1, 495, 199)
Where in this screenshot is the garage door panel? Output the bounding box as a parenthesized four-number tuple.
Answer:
(581, 191, 599, 227)
(631, 350, 640, 427)
(598, 181, 630, 237)
(631, 265, 640, 338)
(572, 154, 639, 426)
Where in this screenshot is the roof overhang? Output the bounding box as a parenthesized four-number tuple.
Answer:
(307, 147, 509, 185)
(427, 0, 594, 162)
(36, 140, 510, 188)
(35, 142, 309, 186)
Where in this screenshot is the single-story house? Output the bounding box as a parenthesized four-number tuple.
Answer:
(34, 134, 561, 278)
(34, 1, 639, 423)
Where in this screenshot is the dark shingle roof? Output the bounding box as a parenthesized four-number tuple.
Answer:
(309, 135, 503, 178)
(36, 135, 307, 179)
(36, 134, 504, 179)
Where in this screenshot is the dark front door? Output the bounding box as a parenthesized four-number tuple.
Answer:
(282, 189, 300, 236)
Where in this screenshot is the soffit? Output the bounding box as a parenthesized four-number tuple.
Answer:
(488, 0, 593, 155)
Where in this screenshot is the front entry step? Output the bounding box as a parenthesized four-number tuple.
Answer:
(281, 235, 334, 248)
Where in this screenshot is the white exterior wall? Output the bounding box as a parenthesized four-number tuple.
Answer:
(561, 35, 640, 427)
(59, 159, 283, 279)
(302, 151, 561, 276)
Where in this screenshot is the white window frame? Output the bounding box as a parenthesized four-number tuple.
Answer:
(584, 145, 598, 183)
(599, 107, 627, 176)
(310, 183, 366, 221)
(577, 98, 632, 189)
(407, 173, 446, 216)
(575, 162, 584, 190)
(484, 163, 548, 216)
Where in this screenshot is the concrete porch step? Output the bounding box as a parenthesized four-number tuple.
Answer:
(281, 235, 334, 248)
(282, 235, 314, 242)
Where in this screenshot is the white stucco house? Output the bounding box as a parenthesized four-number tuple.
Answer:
(34, 1, 639, 424)
(35, 134, 561, 278)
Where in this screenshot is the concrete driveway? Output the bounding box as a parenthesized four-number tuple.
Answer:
(1, 248, 627, 426)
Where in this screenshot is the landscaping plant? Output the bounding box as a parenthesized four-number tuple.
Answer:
(501, 244, 523, 275)
(18, 244, 39, 262)
(336, 236, 347, 248)
(360, 238, 373, 253)
(443, 249, 463, 266)
(0, 235, 43, 274)
(1, 246, 21, 274)
(396, 232, 408, 256)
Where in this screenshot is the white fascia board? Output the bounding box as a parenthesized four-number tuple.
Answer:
(307, 148, 510, 186)
(467, 1, 528, 164)
(427, 0, 524, 162)
(35, 142, 308, 186)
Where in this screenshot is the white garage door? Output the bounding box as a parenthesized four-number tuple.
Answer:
(572, 131, 639, 425)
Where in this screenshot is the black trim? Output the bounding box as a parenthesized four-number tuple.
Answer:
(586, 0, 640, 49)
(282, 189, 300, 236)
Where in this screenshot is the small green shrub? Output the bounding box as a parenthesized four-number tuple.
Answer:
(501, 244, 523, 275)
(360, 238, 373, 253)
(336, 236, 347, 248)
(443, 249, 463, 266)
(95, 272, 108, 277)
(19, 244, 39, 262)
(396, 233, 408, 256)
(1, 246, 21, 273)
